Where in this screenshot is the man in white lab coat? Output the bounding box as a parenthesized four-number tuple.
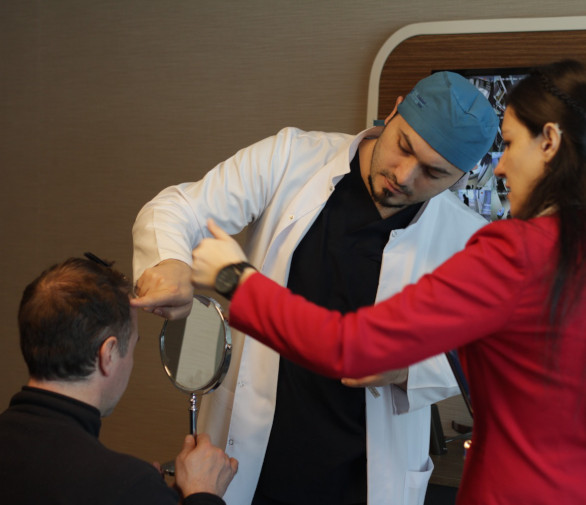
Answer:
(132, 72, 498, 505)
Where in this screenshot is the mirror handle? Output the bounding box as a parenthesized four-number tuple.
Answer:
(189, 392, 198, 435)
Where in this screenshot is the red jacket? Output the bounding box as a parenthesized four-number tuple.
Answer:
(230, 216, 586, 505)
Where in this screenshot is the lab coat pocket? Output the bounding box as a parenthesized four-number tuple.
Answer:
(403, 456, 434, 505)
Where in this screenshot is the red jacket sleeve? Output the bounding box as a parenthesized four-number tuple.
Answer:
(229, 218, 556, 378)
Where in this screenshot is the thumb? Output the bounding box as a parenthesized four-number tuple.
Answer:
(182, 434, 196, 452)
(129, 294, 159, 308)
(207, 218, 231, 241)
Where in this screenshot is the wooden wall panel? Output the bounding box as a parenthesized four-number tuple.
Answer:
(377, 30, 586, 118)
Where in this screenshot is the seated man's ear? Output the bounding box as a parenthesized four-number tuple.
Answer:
(97, 336, 118, 376)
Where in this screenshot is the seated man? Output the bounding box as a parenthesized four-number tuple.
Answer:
(0, 256, 238, 505)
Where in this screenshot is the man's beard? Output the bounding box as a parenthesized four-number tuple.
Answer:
(368, 174, 408, 209)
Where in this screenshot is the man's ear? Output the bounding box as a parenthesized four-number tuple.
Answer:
(97, 336, 118, 377)
(541, 122, 563, 162)
(383, 96, 404, 125)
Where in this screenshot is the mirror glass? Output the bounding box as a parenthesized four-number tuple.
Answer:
(160, 294, 231, 396)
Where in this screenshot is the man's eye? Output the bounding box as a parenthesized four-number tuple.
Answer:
(425, 169, 441, 180)
(399, 143, 410, 154)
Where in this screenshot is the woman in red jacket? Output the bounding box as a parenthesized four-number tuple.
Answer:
(191, 60, 586, 505)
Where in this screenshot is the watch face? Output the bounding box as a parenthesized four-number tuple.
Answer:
(215, 266, 239, 296)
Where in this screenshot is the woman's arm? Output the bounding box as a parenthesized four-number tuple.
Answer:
(193, 219, 530, 378)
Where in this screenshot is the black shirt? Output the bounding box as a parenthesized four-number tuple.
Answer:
(253, 153, 423, 505)
(0, 387, 224, 505)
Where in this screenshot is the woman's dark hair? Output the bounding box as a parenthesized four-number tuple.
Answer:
(18, 257, 133, 380)
(506, 59, 586, 324)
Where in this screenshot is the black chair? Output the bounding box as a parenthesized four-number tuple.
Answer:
(429, 350, 473, 455)
(445, 349, 473, 417)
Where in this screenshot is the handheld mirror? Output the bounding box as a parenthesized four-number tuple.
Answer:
(159, 294, 231, 474)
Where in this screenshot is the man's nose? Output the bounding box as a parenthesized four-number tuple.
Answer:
(394, 158, 419, 187)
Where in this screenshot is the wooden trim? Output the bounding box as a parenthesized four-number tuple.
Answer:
(367, 17, 586, 127)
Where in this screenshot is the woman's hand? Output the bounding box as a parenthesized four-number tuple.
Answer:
(191, 218, 249, 289)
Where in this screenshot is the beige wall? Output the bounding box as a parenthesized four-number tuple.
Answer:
(1, 0, 584, 466)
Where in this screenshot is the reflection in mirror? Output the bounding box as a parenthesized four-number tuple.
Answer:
(161, 296, 230, 393)
(159, 295, 231, 475)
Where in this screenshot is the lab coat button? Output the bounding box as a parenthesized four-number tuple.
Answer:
(228, 438, 234, 446)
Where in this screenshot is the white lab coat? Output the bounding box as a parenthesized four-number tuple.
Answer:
(133, 126, 487, 505)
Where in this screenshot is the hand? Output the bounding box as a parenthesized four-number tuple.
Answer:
(341, 368, 409, 389)
(131, 259, 194, 319)
(151, 461, 163, 476)
(175, 433, 238, 498)
(191, 218, 249, 289)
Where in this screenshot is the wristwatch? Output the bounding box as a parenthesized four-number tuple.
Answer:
(214, 262, 256, 300)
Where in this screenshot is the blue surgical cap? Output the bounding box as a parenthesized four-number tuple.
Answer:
(397, 72, 498, 172)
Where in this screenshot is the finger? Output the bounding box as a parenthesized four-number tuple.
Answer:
(134, 272, 164, 295)
(207, 218, 231, 241)
(130, 291, 192, 311)
(182, 433, 196, 452)
(129, 295, 160, 308)
(341, 376, 375, 388)
(155, 304, 193, 320)
(230, 457, 239, 474)
(341, 378, 361, 388)
(194, 433, 210, 447)
(152, 461, 163, 475)
(130, 278, 170, 303)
